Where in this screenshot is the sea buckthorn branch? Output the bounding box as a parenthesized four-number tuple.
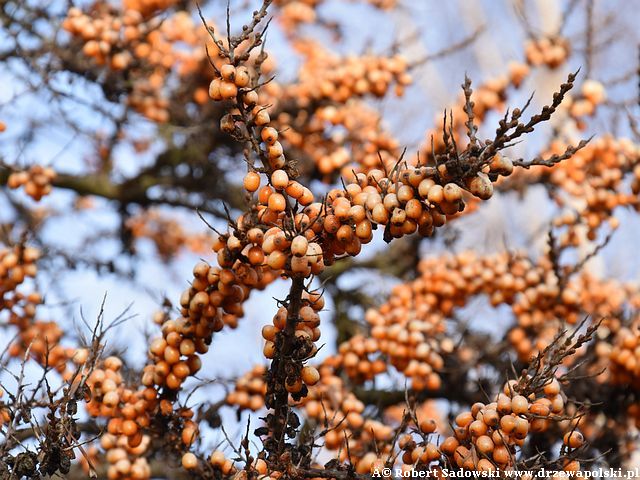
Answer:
(517, 317, 603, 398)
(511, 138, 592, 169)
(263, 275, 307, 461)
(222, 222, 640, 471)
(0, 301, 121, 479)
(0, 157, 239, 219)
(473, 71, 583, 169)
(0, 0, 552, 262)
(369, 328, 594, 474)
(188, 2, 588, 475)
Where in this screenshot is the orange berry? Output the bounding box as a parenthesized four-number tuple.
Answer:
(455, 411, 473, 427)
(475, 435, 494, 454)
(492, 445, 510, 464)
(268, 193, 286, 212)
(268, 142, 283, 158)
(248, 246, 265, 265)
(564, 460, 580, 472)
(563, 431, 584, 449)
(301, 366, 320, 385)
(286, 181, 304, 199)
(235, 66, 250, 87)
(262, 325, 278, 341)
(511, 395, 529, 415)
(258, 185, 273, 204)
(271, 170, 289, 189)
(443, 183, 462, 203)
(182, 452, 198, 470)
(543, 378, 561, 396)
(243, 172, 261, 192)
(513, 417, 529, 439)
(499, 415, 516, 434)
(210, 450, 225, 466)
(263, 341, 276, 358)
(419, 418, 437, 434)
(267, 251, 287, 270)
(121, 419, 138, 437)
(467, 173, 493, 199)
(254, 108, 270, 125)
(261, 127, 278, 144)
(483, 409, 499, 427)
(220, 81, 238, 99)
(220, 64, 236, 81)
(469, 419, 487, 437)
(291, 235, 308, 257)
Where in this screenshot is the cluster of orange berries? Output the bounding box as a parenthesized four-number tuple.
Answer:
(84, 356, 152, 436)
(280, 102, 400, 178)
(277, 1, 317, 32)
(64, 5, 211, 121)
(208, 64, 254, 103)
(225, 364, 382, 453)
(291, 40, 412, 103)
(147, 256, 277, 391)
(80, 350, 212, 480)
(333, 334, 388, 383)
(125, 210, 212, 260)
(568, 80, 607, 123)
(303, 362, 394, 454)
(123, 0, 178, 16)
(98, 432, 151, 480)
(199, 27, 594, 475)
(226, 365, 268, 412)
(248, 38, 411, 181)
(322, 252, 532, 388)
(204, 450, 236, 475)
(209, 58, 515, 285)
(0, 246, 72, 370)
(407, 250, 639, 363)
(80, 355, 158, 479)
(599, 318, 640, 388)
(0, 391, 11, 428)
(524, 37, 570, 69)
(541, 136, 640, 243)
(7, 165, 56, 201)
(85, 349, 206, 478)
(331, 246, 640, 391)
(0, 245, 101, 377)
(275, 0, 396, 32)
(63, 7, 142, 69)
(210, 64, 338, 272)
(224, 360, 392, 458)
(436, 379, 578, 472)
(245, 40, 415, 181)
(226, 367, 395, 471)
(333, 302, 446, 391)
(323, 165, 499, 259)
(146, 315, 207, 391)
(10, 317, 69, 372)
(262, 291, 323, 354)
(0, 245, 39, 302)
